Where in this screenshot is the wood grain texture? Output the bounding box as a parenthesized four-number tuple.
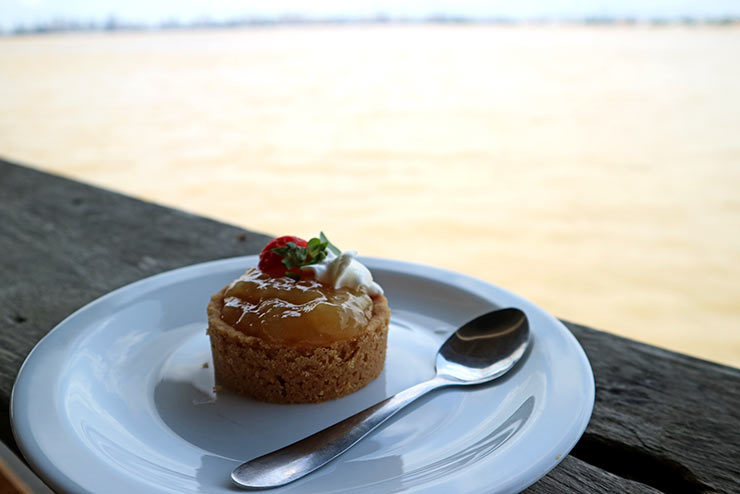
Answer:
(564, 321, 740, 493)
(526, 456, 662, 493)
(1, 159, 739, 493)
(0, 158, 271, 454)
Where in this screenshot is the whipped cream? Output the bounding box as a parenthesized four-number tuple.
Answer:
(301, 250, 383, 296)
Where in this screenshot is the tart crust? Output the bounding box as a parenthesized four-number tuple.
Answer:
(207, 285, 390, 403)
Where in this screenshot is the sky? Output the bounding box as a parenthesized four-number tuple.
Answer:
(2, 0, 740, 30)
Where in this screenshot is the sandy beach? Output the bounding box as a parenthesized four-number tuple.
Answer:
(0, 25, 738, 366)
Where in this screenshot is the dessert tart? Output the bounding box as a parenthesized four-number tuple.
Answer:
(207, 233, 390, 403)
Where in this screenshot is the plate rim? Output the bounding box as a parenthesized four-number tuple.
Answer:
(11, 255, 595, 494)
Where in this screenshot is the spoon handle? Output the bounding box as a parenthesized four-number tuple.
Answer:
(231, 376, 448, 489)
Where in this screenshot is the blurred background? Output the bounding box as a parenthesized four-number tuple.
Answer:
(1, 1, 738, 367)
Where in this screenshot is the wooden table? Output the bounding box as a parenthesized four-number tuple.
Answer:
(1, 159, 738, 493)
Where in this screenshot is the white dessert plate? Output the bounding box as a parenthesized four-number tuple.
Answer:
(11, 256, 594, 494)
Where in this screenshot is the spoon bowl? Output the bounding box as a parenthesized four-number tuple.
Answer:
(436, 308, 529, 383)
(232, 307, 530, 489)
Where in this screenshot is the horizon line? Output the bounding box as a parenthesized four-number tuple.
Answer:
(5, 15, 740, 36)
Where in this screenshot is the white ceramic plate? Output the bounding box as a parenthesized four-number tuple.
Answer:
(11, 257, 594, 494)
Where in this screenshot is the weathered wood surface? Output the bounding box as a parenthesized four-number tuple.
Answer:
(1, 159, 739, 493)
(533, 322, 740, 494)
(0, 159, 272, 455)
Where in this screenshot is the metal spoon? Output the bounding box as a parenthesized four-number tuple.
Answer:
(231, 307, 530, 489)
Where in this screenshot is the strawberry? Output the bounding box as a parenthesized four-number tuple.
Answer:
(258, 235, 308, 277)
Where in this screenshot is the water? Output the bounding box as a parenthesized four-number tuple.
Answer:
(0, 25, 738, 367)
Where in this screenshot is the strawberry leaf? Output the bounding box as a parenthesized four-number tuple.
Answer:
(320, 231, 341, 255)
(271, 234, 338, 280)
